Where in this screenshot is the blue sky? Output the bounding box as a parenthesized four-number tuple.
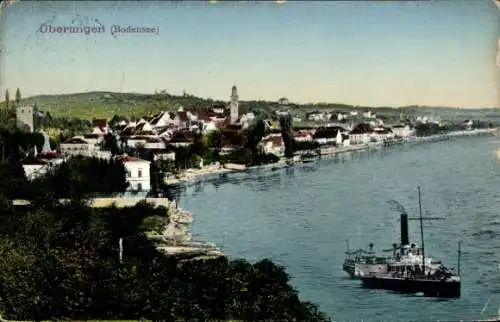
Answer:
(0, 0, 498, 108)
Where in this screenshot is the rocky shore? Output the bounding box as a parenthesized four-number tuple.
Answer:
(148, 199, 224, 260)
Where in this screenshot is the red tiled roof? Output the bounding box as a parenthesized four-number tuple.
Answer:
(214, 118, 228, 129)
(178, 111, 189, 122)
(294, 132, 310, 138)
(93, 119, 107, 128)
(37, 151, 63, 159)
(197, 109, 212, 122)
(263, 136, 283, 147)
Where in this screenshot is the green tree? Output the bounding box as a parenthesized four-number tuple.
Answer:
(279, 115, 294, 158)
(4, 89, 9, 108)
(101, 133, 120, 156)
(15, 88, 21, 106)
(0, 191, 330, 321)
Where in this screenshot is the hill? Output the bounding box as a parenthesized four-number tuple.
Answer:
(0, 91, 498, 122)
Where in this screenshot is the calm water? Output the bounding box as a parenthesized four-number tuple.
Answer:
(172, 136, 500, 321)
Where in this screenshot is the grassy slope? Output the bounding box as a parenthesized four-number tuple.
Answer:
(0, 91, 498, 121)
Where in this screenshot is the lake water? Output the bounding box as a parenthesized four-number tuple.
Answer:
(172, 136, 500, 321)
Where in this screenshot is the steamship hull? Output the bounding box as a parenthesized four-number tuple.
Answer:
(360, 275, 461, 298)
(343, 262, 355, 277)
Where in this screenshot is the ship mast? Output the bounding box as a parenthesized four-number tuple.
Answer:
(418, 186, 426, 274)
(407, 187, 443, 274)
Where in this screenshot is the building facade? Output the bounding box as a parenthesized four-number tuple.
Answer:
(117, 156, 151, 192)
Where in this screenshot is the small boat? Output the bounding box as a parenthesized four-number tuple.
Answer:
(354, 187, 461, 298)
(300, 153, 317, 163)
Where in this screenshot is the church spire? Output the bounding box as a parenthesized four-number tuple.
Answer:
(230, 85, 239, 125)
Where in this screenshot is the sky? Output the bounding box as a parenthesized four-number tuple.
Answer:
(0, 0, 499, 108)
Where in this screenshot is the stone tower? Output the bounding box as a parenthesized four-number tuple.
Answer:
(230, 85, 239, 125)
(16, 105, 36, 132)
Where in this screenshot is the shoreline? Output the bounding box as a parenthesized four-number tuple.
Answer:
(164, 128, 498, 186)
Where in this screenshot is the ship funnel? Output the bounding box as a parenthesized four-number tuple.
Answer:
(400, 213, 409, 246)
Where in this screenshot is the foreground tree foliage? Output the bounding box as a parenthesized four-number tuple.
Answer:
(28, 155, 129, 198)
(0, 153, 330, 320)
(0, 196, 329, 321)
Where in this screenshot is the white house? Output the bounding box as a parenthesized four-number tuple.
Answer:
(293, 131, 313, 142)
(83, 134, 104, 146)
(126, 136, 148, 148)
(153, 151, 176, 161)
(372, 127, 394, 142)
(337, 112, 349, 121)
(60, 137, 97, 157)
(313, 126, 348, 146)
(23, 162, 47, 180)
(262, 136, 285, 157)
(363, 111, 376, 119)
(349, 124, 373, 145)
(200, 121, 218, 133)
(391, 124, 415, 138)
(464, 120, 473, 130)
(92, 119, 109, 134)
(116, 155, 151, 192)
(22, 151, 65, 180)
(307, 112, 325, 121)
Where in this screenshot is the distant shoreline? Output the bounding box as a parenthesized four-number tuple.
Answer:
(164, 128, 498, 186)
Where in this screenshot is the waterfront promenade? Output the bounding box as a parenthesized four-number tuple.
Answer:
(164, 128, 498, 185)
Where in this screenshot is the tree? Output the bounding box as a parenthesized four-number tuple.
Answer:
(5, 89, 9, 109)
(0, 176, 330, 320)
(15, 88, 21, 106)
(279, 115, 294, 158)
(102, 133, 120, 156)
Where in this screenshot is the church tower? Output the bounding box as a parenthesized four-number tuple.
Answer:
(16, 104, 37, 132)
(230, 85, 239, 125)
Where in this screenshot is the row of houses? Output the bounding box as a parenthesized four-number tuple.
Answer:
(258, 122, 416, 155)
(304, 110, 377, 122)
(24, 88, 252, 193)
